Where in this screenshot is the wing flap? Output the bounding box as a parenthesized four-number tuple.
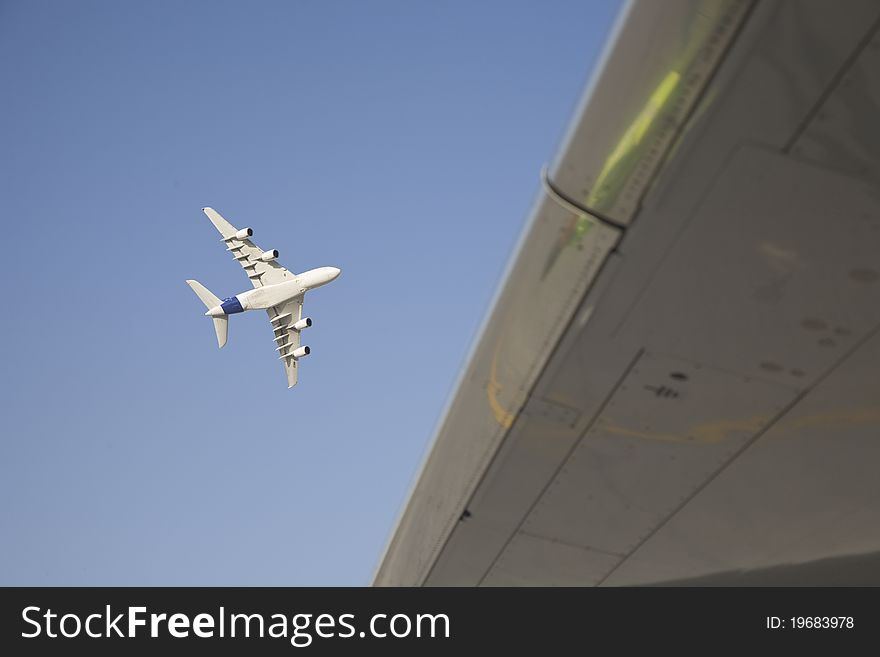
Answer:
(266, 298, 304, 388)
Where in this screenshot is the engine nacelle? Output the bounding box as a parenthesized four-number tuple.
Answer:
(234, 227, 253, 240)
(260, 249, 279, 262)
(292, 317, 312, 331)
(292, 345, 310, 359)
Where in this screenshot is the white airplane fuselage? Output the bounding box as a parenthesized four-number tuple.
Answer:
(205, 266, 340, 317)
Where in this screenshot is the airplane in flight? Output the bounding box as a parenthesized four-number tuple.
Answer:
(186, 207, 340, 388)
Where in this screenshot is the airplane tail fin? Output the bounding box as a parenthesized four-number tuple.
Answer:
(186, 280, 228, 348)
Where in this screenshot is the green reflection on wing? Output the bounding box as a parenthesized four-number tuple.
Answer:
(587, 69, 681, 211)
(541, 70, 681, 280)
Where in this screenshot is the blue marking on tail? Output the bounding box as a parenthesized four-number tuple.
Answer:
(221, 296, 244, 314)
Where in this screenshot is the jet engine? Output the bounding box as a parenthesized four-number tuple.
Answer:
(292, 317, 312, 331)
(292, 346, 311, 359)
(234, 227, 253, 240)
(260, 249, 279, 262)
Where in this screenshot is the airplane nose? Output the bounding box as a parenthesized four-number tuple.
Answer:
(329, 267, 341, 280)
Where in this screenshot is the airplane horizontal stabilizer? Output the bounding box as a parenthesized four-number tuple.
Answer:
(187, 280, 227, 348)
(186, 279, 221, 309)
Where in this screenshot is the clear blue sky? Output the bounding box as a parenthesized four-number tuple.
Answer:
(0, 0, 620, 584)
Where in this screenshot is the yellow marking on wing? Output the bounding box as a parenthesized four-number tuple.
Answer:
(782, 407, 880, 433)
(600, 407, 880, 445)
(487, 343, 515, 429)
(602, 415, 770, 444)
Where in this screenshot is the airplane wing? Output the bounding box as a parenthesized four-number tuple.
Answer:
(202, 207, 295, 288)
(268, 298, 304, 388)
(375, 0, 880, 586)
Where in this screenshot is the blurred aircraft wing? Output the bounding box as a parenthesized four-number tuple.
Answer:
(375, 0, 880, 586)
